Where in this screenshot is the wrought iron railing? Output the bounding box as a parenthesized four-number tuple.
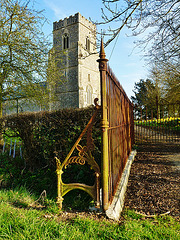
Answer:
(97, 39, 134, 210)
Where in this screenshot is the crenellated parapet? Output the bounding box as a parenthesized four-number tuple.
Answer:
(53, 12, 96, 31)
(53, 13, 78, 31)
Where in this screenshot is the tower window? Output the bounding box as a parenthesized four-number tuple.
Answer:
(63, 34, 69, 49)
(86, 85, 92, 105)
(86, 37, 90, 51)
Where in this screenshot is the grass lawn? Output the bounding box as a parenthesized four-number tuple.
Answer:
(0, 187, 179, 240)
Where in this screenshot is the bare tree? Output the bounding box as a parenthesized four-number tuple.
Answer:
(98, 0, 179, 65)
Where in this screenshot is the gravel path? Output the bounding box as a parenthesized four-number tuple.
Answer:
(124, 143, 180, 220)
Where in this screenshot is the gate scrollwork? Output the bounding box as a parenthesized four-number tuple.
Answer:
(56, 99, 101, 210)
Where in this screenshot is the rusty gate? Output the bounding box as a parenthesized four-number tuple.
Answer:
(55, 39, 134, 212)
(97, 40, 134, 210)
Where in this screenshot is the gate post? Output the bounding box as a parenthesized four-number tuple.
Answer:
(97, 39, 109, 211)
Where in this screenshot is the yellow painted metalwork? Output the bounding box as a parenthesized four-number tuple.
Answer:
(97, 39, 109, 211)
(97, 39, 135, 209)
(56, 102, 101, 210)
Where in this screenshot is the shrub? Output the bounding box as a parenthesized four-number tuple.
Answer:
(0, 106, 101, 177)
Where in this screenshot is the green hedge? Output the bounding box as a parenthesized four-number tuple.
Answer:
(0, 106, 101, 171)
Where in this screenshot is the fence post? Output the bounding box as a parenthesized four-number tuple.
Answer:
(97, 39, 109, 211)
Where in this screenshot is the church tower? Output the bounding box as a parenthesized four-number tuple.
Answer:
(50, 12, 100, 109)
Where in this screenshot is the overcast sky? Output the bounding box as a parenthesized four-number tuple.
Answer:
(35, 0, 148, 98)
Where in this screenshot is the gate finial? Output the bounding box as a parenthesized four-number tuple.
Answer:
(97, 38, 108, 70)
(99, 38, 106, 59)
